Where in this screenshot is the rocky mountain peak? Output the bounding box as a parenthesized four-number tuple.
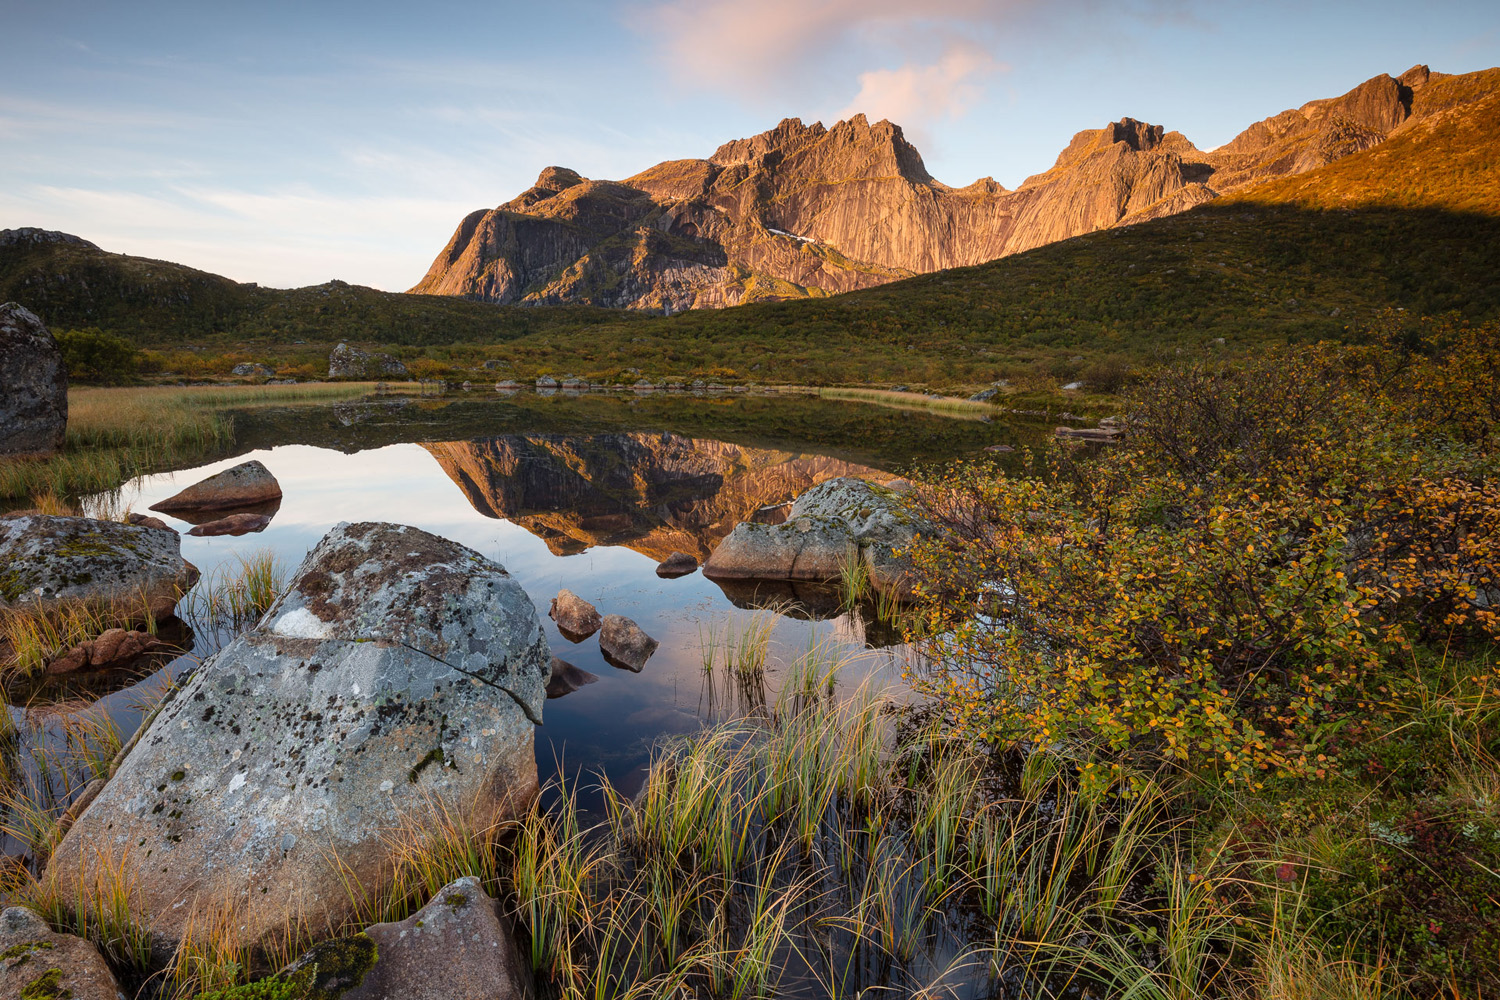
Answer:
(534, 166, 584, 194)
(0, 228, 99, 250)
(1108, 118, 1166, 152)
(710, 117, 827, 166)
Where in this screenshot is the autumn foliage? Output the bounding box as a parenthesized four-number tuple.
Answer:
(905, 318, 1500, 785)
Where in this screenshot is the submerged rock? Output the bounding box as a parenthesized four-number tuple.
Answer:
(345, 877, 529, 1000)
(44, 521, 549, 954)
(599, 614, 658, 672)
(46, 627, 173, 675)
(703, 477, 929, 598)
(548, 589, 602, 641)
(329, 342, 409, 379)
(546, 656, 599, 699)
(0, 302, 67, 457)
(151, 459, 283, 513)
(0, 906, 123, 1000)
(0, 515, 195, 610)
(125, 512, 175, 532)
(186, 512, 273, 536)
(655, 552, 698, 578)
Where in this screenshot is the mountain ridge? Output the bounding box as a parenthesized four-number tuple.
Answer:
(412, 64, 1448, 311)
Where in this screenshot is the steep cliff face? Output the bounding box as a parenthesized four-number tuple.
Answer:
(412, 66, 1440, 310)
(423, 433, 892, 561)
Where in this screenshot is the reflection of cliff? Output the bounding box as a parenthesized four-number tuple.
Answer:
(423, 434, 892, 561)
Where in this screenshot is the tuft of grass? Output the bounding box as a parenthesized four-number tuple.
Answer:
(180, 550, 287, 631)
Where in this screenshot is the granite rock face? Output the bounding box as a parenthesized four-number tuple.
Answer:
(0, 906, 124, 1000)
(704, 477, 929, 598)
(413, 68, 1438, 311)
(0, 302, 67, 457)
(0, 515, 194, 611)
(151, 459, 283, 513)
(329, 342, 409, 379)
(44, 522, 549, 954)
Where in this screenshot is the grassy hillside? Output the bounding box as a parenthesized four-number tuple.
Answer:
(2, 68, 1496, 389)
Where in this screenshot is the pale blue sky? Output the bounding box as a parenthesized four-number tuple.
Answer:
(3, 0, 1496, 290)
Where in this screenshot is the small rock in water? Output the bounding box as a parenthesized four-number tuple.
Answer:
(186, 511, 273, 536)
(47, 627, 172, 675)
(599, 614, 659, 672)
(0, 905, 124, 1000)
(151, 459, 283, 513)
(549, 589, 602, 641)
(126, 512, 176, 532)
(546, 656, 599, 699)
(655, 551, 698, 578)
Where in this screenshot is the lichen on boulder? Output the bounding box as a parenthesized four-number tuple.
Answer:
(43, 521, 550, 955)
(0, 515, 195, 611)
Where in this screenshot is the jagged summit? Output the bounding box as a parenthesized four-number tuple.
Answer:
(412, 64, 1479, 312)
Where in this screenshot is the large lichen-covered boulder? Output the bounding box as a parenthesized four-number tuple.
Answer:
(150, 459, 282, 513)
(703, 477, 929, 597)
(0, 302, 67, 457)
(0, 515, 194, 613)
(44, 521, 550, 954)
(329, 342, 409, 379)
(0, 906, 124, 1000)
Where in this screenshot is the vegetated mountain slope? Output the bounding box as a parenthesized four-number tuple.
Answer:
(412, 65, 1445, 311)
(0, 228, 643, 346)
(471, 65, 1500, 385)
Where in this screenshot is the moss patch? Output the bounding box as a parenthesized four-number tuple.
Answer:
(20, 968, 68, 1000)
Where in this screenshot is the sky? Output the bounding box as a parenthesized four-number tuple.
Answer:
(3, 0, 1497, 291)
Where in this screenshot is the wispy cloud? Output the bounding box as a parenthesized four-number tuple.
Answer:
(837, 41, 1003, 130)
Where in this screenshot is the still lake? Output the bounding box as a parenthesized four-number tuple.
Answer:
(18, 389, 1039, 838)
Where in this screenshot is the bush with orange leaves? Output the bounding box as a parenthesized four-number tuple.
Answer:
(904, 318, 1499, 786)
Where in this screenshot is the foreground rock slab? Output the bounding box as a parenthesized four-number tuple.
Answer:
(346, 877, 529, 1000)
(0, 302, 67, 458)
(549, 588, 602, 641)
(151, 459, 282, 513)
(44, 521, 550, 955)
(0, 515, 195, 610)
(703, 477, 928, 598)
(599, 614, 658, 672)
(0, 906, 124, 1000)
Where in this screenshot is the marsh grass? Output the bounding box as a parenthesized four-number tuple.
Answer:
(836, 544, 870, 609)
(0, 383, 381, 502)
(3, 843, 156, 975)
(180, 550, 287, 631)
(811, 387, 998, 420)
(0, 590, 161, 683)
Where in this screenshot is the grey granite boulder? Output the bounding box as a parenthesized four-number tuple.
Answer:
(44, 521, 549, 954)
(329, 342, 408, 379)
(599, 614, 658, 672)
(151, 459, 282, 513)
(0, 302, 67, 457)
(231, 362, 275, 377)
(0, 906, 124, 1000)
(0, 515, 194, 611)
(703, 477, 929, 598)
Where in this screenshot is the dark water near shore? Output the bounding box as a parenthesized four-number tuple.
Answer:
(10, 390, 1042, 845)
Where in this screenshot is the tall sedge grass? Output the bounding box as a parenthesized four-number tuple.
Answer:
(0, 590, 162, 682)
(811, 387, 998, 420)
(3, 844, 156, 975)
(180, 550, 287, 630)
(0, 383, 379, 501)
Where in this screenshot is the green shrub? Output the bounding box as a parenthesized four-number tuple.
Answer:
(54, 327, 141, 385)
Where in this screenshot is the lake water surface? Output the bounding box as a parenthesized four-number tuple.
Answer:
(14, 390, 1040, 840)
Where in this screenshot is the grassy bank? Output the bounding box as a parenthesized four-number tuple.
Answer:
(0, 383, 386, 504)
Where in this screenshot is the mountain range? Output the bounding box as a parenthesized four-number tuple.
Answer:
(413, 64, 1442, 311)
